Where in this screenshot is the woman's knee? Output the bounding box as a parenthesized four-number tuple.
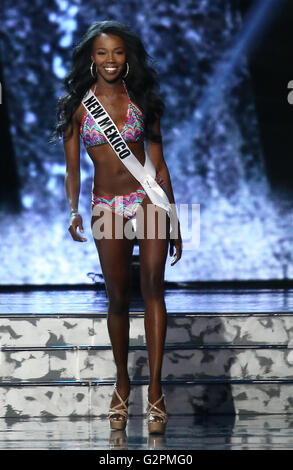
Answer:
(140, 272, 164, 300)
(107, 285, 130, 314)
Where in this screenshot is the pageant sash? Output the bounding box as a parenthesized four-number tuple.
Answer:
(81, 87, 176, 232)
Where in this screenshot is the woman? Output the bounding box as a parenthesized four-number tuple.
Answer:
(52, 20, 182, 434)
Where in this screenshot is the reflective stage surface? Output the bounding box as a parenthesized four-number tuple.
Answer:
(1, 414, 293, 450)
(1, 286, 293, 450)
(1, 288, 293, 313)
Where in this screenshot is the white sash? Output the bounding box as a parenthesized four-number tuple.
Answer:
(81, 86, 177, 233)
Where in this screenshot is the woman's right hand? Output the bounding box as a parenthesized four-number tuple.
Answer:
(68, 212, 88, 242)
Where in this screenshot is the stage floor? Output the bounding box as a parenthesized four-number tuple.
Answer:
(1, 287, 293, 313)
(1, 287, 293, 451)
(0, 414, 292, 450)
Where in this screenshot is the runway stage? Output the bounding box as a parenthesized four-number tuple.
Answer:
(0, 284, 293, 450)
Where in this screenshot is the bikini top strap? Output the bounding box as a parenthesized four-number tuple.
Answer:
(122, 80, 130, 100)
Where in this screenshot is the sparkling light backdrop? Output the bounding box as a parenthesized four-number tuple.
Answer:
(1, 0, 292, 284)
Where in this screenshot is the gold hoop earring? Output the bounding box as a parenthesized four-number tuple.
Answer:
(122, 62, 129, 79)
(90, 61, 97, 78)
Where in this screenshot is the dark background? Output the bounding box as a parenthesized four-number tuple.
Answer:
(239, 0, 293, 195)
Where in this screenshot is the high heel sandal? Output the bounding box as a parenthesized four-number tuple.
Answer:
(146, 394, 168, 434)
(108, 384, 130, 430)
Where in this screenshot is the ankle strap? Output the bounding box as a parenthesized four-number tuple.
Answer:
(113, 385, 129, 408)
(147, 394, 165, 412)
(146, 394, 167, 422)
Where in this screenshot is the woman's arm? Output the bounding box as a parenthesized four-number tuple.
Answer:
(63, 111, 87, 242)
(146, 115, 182, 265)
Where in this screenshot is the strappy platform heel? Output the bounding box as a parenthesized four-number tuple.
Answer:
(146, 394, 168, 434)
(108, 384, 130, 430)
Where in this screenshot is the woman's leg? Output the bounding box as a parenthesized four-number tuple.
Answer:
(91, 208, 135, 415)
(136, 196, 170, 416)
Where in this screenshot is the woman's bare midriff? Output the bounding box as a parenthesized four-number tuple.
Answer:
(76, 102, 147, 197)
(87, 141, 146, 197)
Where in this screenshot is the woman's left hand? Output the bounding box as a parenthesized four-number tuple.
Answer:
(169, 226, 183, 266)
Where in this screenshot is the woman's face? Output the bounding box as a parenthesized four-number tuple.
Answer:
(91, 33, 127, 81)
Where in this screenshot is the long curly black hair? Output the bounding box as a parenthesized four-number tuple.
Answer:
(50, 20, 165, 143)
